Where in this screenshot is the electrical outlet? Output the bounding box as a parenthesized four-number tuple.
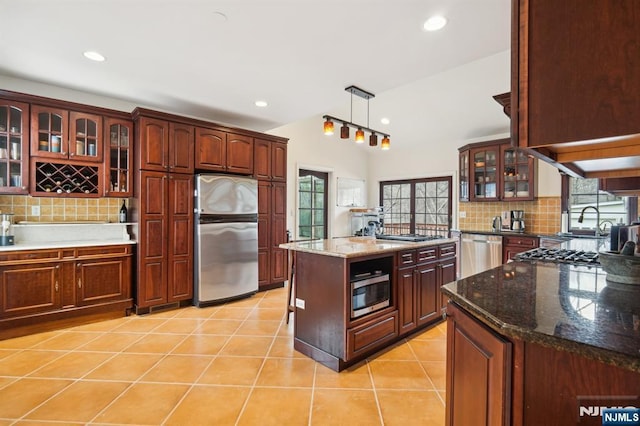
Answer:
(31, 205, 40, 216)
(459, 211, 466, 218)
(295, 298, 305, 309)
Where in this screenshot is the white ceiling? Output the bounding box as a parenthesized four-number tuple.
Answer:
(0, 0, 512, 146)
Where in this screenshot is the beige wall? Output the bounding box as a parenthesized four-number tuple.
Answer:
(0, 195, 124, 223)
(458, 196, 561, 235)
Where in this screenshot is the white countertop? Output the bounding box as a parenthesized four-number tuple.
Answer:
(1, 222, 136, 251)
(280, 236, 457, 258)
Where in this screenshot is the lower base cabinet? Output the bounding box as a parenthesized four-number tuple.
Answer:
(0, 244, 133, 339)
(446, 302, 512, 426)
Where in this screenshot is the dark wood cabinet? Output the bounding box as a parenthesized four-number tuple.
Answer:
(31, 105, 102, 163)
(0, 262, 61, 318)
(397, 243, 456, 337)
(256, 138, 288, 290)
(0, 244, 133, 339)
(0, 100, 29, 194)
(195, 128, 253, 174)
(137, 117, 194, 173)
(446, 302, 512, 426)
(459, 139, 535, 202)
(502, 235, 538, 263)
(135, 170, 193, 311)
(512, 0, 640, 179)
(104, 117, 133, 197)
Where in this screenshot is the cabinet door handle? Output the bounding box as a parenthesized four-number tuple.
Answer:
(78, 278, 82, 288)
(55, 281, 59, 292)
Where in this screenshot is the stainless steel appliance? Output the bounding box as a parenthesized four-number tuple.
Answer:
(511, 210, 525, 232)
(514, 247, 600, 266)
(194, 174, 258, 306)
(376, 234, 444, 242)
(351, 271, 390, 318)
(460, 233, 503, 278)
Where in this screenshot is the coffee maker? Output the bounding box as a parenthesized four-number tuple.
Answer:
(510, 210, 525, 232)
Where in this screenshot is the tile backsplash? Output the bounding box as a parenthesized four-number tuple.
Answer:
(458, 196, 561, 235)
(0, 195, 126, 223)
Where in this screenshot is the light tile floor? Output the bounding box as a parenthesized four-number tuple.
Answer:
(0, 287, 446, 425)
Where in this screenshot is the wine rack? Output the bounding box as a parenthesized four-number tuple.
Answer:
(34, 161, 99, 196)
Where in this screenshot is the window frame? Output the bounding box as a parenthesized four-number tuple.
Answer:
(379, 176, 452, 237)
(297, 169, 328, 240)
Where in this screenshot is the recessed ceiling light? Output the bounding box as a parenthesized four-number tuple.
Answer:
(381, 117, 390, 125)
(423, 15, 447, 32)
(255, 100, 268, 107)
(83, 51, 106, 62)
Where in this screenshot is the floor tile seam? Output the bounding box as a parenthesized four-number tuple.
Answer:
(233, 315, 285, 426)
(80, 330, 194, 423)
(365, 360, 386, 426)
(157, 354, 219, 426)
(307, 362, 318, 426)
(405, 340, 440, 392)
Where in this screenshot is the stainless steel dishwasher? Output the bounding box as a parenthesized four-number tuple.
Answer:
(460, 233, 503, 278)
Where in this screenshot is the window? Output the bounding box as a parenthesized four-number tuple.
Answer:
(563, 176, 637, 233)
(379, 176, 452, 236)
(298, 169, 328, 240)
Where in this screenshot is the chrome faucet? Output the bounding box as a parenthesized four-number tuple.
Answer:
(577, 205, 601, 236)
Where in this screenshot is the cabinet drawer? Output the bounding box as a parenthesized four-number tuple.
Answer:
(439, 243, 457, 258)
(0, 250, 61, 263)
(398, 250, 416, 266)
(503, 236, 538, 248)
(76, 245, 131, 258)
(347, 310, 398, 359)
(417, 247, 437, 263)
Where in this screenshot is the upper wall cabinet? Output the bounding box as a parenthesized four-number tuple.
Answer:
(512, 0, 640, 179)
(31, 105, 102, 163)
(459, 139, 535, 202)
(254, 138, 287, 181)
(0, 100, 29, 194)
(136, 115, 194, 174)
(195, 128, 254, 175)
(104, 118, 133, 197)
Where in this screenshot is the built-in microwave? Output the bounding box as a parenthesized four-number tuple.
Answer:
(351, 271, 391, 319)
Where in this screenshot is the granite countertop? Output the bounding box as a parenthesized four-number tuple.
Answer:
(280, 236, 458, 258)
(442, 261, 640, 373)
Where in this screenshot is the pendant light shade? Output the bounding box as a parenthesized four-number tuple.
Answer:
(381, 136, 390, 150)
(340, 123, 350, 139)
(322, 86, 390, 150)
(323, 118, 334, 135)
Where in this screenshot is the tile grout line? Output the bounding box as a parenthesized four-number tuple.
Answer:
(233, 292, 288, 426)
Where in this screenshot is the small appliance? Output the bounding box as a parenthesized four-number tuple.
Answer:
(511, 210, 525, 232)
(350, 271, 390, 319)
(0, 213, 15, 246)
(492, 216, 502, 232)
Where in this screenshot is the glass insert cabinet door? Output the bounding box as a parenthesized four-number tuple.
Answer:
(0, 101, 29, 193)
(105, 118, 132, 196)
(471, 146, 498, 200)
(70, 111, 102, 161)
(459, 150, 469, 201)
(502, 146, 530, 199)
(31, 105, 67, 158)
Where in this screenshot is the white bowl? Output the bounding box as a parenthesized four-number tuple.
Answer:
(516, 191, 529, 197)
(504, 191, 514, 197)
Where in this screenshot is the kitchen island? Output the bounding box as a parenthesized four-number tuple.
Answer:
(441, 246, 640, 425)
(281, 236, 457, 371)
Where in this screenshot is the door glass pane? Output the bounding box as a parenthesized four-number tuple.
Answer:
(298, 170, 328, 240)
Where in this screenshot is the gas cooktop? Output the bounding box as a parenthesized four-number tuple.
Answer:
(514, 247, 600, 266)
(376, 234, 444, 242)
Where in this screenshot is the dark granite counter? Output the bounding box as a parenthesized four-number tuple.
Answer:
(442, 261, 640, 373)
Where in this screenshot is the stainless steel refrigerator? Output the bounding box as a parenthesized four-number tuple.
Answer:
(194, 174, 258, 306)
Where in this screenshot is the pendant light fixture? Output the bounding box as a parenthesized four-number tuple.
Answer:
(323, 118, 334, 135)
(323, 85, 390, 149)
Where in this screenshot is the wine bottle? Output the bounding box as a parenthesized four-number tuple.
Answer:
(119, 200, 127, 223)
